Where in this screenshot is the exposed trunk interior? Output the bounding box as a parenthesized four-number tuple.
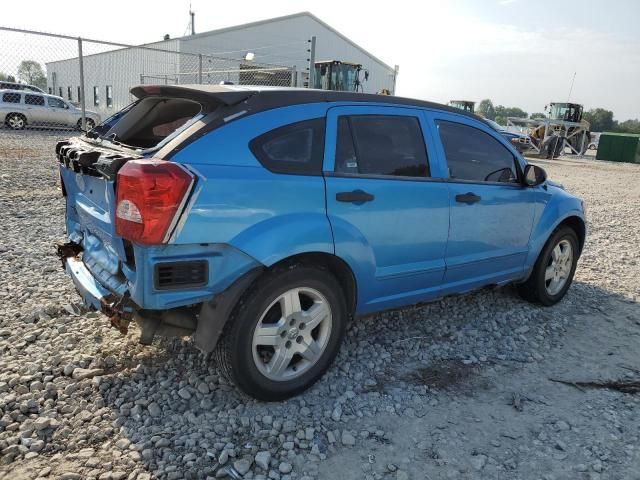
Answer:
(100, 97, 202, 149)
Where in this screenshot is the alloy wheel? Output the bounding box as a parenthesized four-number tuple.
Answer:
(544, 239, 573, 295)
(8, 115, 24, 129)
(252, 287, 332, 381)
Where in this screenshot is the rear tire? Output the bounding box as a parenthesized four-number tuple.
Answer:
(517, 226, 579, 306)
(215, 265, 347, 400)
(6, 113, 26, 130)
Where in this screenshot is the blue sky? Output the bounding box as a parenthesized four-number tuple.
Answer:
(2, 0, 638, 119)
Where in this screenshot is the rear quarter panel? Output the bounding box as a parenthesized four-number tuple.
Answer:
(169, 103, 334, 266)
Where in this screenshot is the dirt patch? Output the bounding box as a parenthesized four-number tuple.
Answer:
(402, 359, 480, 390)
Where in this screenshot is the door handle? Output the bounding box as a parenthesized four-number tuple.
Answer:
(455, 192, 481, 204)
(336, 190, 375, 203)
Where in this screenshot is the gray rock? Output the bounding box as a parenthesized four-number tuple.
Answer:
(234, 458, 252, 475)
(71, 368, 104, 380)
(470, 454, 487, 471)
(341, 431, 356, 446)
(148, 402, 162, 417)
(178, 387, 192, 400)
(331, 405, 342, 422)
(255, 451, 272, 470)
(33, 417, 51, 430)
(278, 462, 293, 474)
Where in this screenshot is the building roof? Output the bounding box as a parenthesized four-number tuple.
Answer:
(172, 12, 395, 72)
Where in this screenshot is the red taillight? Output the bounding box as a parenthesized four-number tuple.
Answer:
(115, 159, 193, 245)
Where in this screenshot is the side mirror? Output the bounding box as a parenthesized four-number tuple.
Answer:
(523, 164, 547, 187)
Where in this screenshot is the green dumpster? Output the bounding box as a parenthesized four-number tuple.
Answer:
(596, 132, 640, 163)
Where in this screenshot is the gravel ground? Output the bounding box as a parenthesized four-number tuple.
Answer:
(1, 130, 639, 480)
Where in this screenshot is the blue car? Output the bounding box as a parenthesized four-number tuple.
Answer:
(57, 85, 586, 400)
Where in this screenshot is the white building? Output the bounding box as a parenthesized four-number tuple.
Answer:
(46, 12, 397, 117)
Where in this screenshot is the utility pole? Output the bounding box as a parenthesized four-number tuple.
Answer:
(567, 71, 576, 102)
(190, 8, 195, 35)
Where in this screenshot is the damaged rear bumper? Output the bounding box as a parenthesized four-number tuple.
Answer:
(62, 253, 134, 333)
(65, 256, 114, 312)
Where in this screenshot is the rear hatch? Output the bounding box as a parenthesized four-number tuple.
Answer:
(58, 84, 254, 300)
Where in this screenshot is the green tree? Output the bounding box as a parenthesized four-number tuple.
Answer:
(582, 108, 614, 132)
(530, 112, 546, 119)
(494, 105, 528, 125)
(0, 72, 16, 82)
(17, 60, 47, 90)
(614, 119, 640, 134)
(477, 99, 496, 120)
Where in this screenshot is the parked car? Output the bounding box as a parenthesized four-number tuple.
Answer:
(485, 118, 533, 153)
(588, 132, 600, 151)
(1, 90, 100, 130)
(0, 81, 44, 93)
(56, 85, 586, 400)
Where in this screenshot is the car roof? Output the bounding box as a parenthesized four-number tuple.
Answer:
(0, 82, 44, 91)
(130, 84, 482, 121)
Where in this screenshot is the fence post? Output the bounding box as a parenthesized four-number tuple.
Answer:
(77, 37, 86, 131)
(198, 54, 203, 84)
(307, 36, 316, 88)
(290, 66, 297, 87)
(392, 65, 399, 95)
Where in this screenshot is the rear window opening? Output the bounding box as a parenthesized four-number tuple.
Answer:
(94, 96, 203, 150)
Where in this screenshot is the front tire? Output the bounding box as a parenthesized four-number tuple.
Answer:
(76, 118, 95, 131)
(517, 226, 579, 306)
(215, 265, 347, 400)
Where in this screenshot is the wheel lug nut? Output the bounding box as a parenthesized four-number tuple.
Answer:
(289, 318, 296, 326)
(296, 336, 303, 343)
(285, 340, 292, 348)
(280, 331, 287, 338)
(299, 323, 305, 330)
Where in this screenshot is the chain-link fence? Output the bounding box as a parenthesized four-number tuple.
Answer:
(0, 27, 305, 135)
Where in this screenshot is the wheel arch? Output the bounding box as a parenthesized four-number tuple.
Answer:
(194, 251, 357, 354)
(525, 210, 586, 280)
(558, 215, 586, 255)
(265, 252, 357, 317)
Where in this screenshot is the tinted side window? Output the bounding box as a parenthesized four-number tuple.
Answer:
(48, 97, 66, 108)
(335, 115, 430, 177)
(249, 118, 325, 175)
(2, 92, 21, 104)
(25, 94, 44, 106)
(437, 121, 518, 183)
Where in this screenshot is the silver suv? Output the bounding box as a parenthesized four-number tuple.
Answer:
(0, 90, 101, 130)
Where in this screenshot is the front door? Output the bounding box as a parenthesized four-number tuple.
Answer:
(323, 105, 450, 313)
(46, 96, 72, 125)
(431, 114, 536, 292)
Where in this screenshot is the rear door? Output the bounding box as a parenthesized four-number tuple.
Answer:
(323, 105, 450, 313)
(24, 94, 47, 124)
(430, 113, 536, 291)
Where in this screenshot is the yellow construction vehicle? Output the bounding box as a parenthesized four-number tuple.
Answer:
(313, 60, 368, 92)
